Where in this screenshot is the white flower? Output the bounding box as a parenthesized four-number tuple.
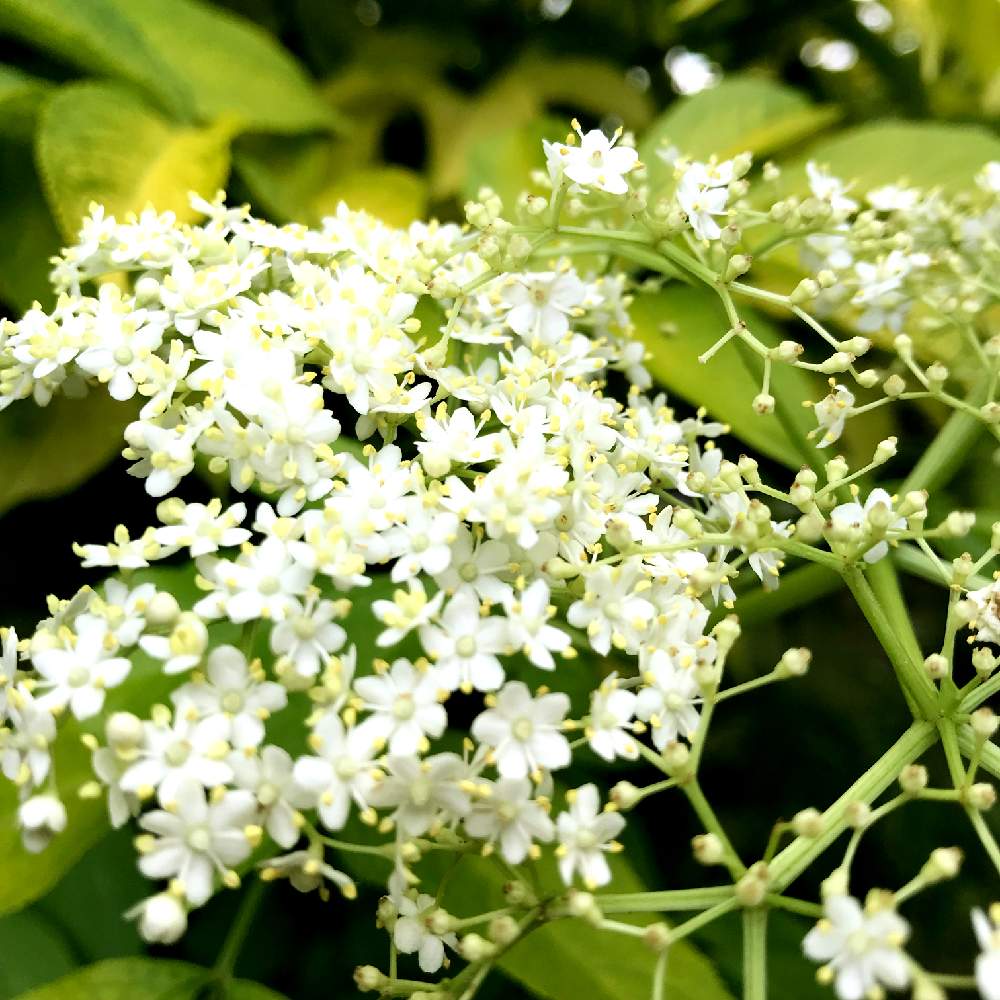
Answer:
(120, 709, 233, 805)
(389, 504, 459, 583)
(292, 715, 378, 831)
(635, 650, 701, 750)
(259, 846, 355, 897)
(664, 47, 720, 95)
(154, 499, 250, 556)
(463, 777, 555, 864)
(431, 528, 512, 603)
(829, 488, 905, 564)
(269, 594, 347, 679)
(73, 525, 161, 570)
(373, 579, 444, 647)
(500, 269, 588, 343)
(973, 906, 1000, 1000)
(807, 162, 858, 215)
(352, 658, 447, 755)
(501, 581, 570, 670)
(676, 170, 729, 241)
(419, 592, 509, 693)
(415, 405, 502, 475)
(139, 612, 209, 675)
(32, 616, 131, 720)
(814, 384, 855, 448)
(471, 681, 571, 780)
(0, 627, 19, 722)
(91, 745, 140, 829)
(18, 793, 67, 853)
(393, 892, 458, 973)
(802, 895, 910, 1000)
(171, 645, 287, 749)
(555, 783, 625, 889)
(137, 780, 257, 906)
(127, 892, 188, 944)
(230, 745, 309, 850)
(367, 753, 470, 836)
(1, 687, 56, 787)
(567, 561, 655, 656)
(967, 580, 1000, 646)
(586, 674, 638, 761)
(562, 127, 638, 195)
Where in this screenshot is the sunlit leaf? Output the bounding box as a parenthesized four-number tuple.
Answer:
(630, 285, 817, 467)
(313, 166, 428, 227)
(0, 911, 77, 998)
(36, 82, 234, 239)
(639, 77, 839, 194)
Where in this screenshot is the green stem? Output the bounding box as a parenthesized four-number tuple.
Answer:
(213, 878, 266, 987)
(682, 780, 747, 876)
(769, 722, 936, 891)
(942, 719, 1000, 876)
(597, 886, 733, 913)
(742, 908, 768, 1000)
(842, 566, 937, 719)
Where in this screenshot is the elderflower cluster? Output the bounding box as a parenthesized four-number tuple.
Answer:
(0, 122, 998, 998)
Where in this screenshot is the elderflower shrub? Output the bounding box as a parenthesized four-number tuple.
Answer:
(1, 121, 1000, 1000)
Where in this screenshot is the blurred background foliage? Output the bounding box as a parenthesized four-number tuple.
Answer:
(0, 0, 998, 997)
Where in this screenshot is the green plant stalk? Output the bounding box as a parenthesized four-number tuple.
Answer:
(597, 886, 733, 913)
(213, 878, 266, 985)
(769, 721, 937, 891)
(841, 566, 937, 719)
(742, 908, 768, 1000)
(682, 779, 747, 877)
(938, 719, 1000, 876)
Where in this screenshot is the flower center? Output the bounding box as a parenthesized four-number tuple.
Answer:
(221, 690, 244, 714)
(68, 666, 90, 688)
(392, 694, 415, 720)
(259, 576, 281, 596)
(165, 741, 191, 767)
(512, 717, 534, 742)
(186, 826, 212, 852)
(459, 562, 478, 582)
(456, 636, 477, 658)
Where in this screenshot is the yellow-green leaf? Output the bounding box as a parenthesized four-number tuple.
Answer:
(0, 0, 191, 118)
(639, 76, 839, 194)
(36, 82, 234, 240)
(0, 392, 130, 517)
(119, 0, 339, 135)
(15, 958, 287, 1000)
(631, 285, 817, 468)
(777, 121, 1000, 195)
(313, 166, 428, 228)
(0, 65, 51, 139)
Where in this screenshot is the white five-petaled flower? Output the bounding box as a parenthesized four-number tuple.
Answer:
(586, 674, 639, 761)
(352, 658, 447, 755)
(230, 744, 309, 850)
(393, 892, 458, 974)
(269, 594, 347, 680)
(814, 384, 855, 448)
(562, 126, 639, 195)
(137, 780, 258, 906)
(555, 783, 625, 889)
(501, 581, 571, 670)
(471, 681, 571, 780)
(32, 616, 131, 720)
(463, 777, 555, 864)
(419, 592, 509, 693)
(967, 580, 1000, 646)
(635, 650, 701, 750)
(154, 499, 251, 556)
(171, 645, 287, 749)
(367, 752, 470, 836)
(802, 894, 910, 1000)
(292, 714, 377, 831)
(500, 269, 588, 344)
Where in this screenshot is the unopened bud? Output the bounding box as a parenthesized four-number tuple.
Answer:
(792, 808, 823, 838)
(966, 783, 997, 811)
(922, 846, 963, 882)
(752, 392, 775, 415)
(777, 648, 811, 677)
(460, 933, 496, 962)
(735, 862, 770, 907)
(488, 915, 520, 946)
(845, 801, 872, 828)
(692, 833, 726, 865)
(899, 764, 928, 794)
(643, 922, 671, 953)
(611, 781, 642, 810)
(923, 654, 948, 681)
(883, 374, 906, 397)
(354, 966, 387, 992)
(972, 708, 1000, 741)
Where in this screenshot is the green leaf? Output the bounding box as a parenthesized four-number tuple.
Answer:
(0, 911, 77, 998)
(777, 121, 1000, 195)
(313, 166, 428, 227)
(0, 65, 51, 140)
(119, 0, 339, 135)
(0, 0, 191, 118)
(0, 140, 62, 312)
(0, 566, 200, 917)
(0, 392, 130, 517)
(639, 77, 839, 193)
(630, 285, 817, 468)
(442, 855, 733, 1000)
(36, 82, 234, 240)
(14, 958, 287, 1000)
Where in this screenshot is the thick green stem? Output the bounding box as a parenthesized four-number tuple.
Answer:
(742, 908, 768, 1000)
(769, 722, 936, 891)
(842, 566, 938, 719)
(597, 886, 732, 914)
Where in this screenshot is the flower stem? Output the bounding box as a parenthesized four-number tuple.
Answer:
(213, 877, 266, 986)
(742, 908, 768, 1000)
